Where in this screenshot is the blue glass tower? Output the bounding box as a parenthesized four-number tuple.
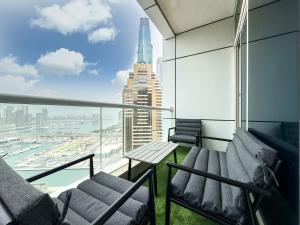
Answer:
(137, 18, 153, 64)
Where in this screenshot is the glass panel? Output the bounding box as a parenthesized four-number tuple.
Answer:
(162, 110, 173, 142)
(101, 108, 123, 169)
(247, 0, 299, 223)
(248, 0, 299, 144)
(123, 108, 172, 152)
(0, 104, 100, 193)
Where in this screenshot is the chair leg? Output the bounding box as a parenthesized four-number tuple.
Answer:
(153, 165, 158, 196)
(245, 190, 258, 225)
(165, 196, 171, 225)
(173, 149, 177, 164)
(165, 166, 172, 225)
(149, 172, 156, 225)
(127, 159, 132, 181)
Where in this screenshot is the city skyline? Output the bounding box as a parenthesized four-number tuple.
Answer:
(0, 105, 48, 127)
(0, 0, 163, 103)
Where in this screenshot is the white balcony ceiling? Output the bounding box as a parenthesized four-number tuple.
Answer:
(137, 0, 236, 38)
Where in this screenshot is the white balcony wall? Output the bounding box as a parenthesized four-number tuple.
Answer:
(162, 38, 175, 61)
(175, 18, 235, 151)
(161, 60, 175, 109)
(176, 17, 234, 58)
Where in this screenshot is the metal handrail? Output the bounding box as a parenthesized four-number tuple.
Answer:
(0, 93, 173, 111)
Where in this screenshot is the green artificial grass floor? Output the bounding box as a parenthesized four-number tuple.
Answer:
(153, 146, 216, 225)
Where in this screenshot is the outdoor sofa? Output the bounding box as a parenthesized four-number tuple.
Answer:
(0, 154, 156, 225)
(165, 128, 281, 225)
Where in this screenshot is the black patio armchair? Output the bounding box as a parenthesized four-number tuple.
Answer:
(168, 119, 202, 147)
(0, 154, 156, 225)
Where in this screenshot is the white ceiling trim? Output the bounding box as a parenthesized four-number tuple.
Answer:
(137, 0, 175, 39)
(156, 0, 236, 34)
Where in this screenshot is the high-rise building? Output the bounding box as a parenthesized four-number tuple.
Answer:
(42, 108, 48, 123)
(36, 113, 42, 126)
(4, 106, 14, 124)
(15, 109, 25, 127)
(123, 18, 162, 151)
(137, 18, 153, 65)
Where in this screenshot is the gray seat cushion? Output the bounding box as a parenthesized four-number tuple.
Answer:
(171, 129, 277, 224)
(182, 148, 209, 207)
(0, 157, 60, 225)
(57, 171, 149, 225)
(54, 198, 90, 225)
(171, 146, 201, 197)
(58, 188, 134, 225)
(169, 134, 196, 144)
(91, 172, 149, 205)
(171, 147, 246, 223)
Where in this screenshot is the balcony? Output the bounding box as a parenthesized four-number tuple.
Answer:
(0, 94, 173, 193)
(0, 0, 299, 225)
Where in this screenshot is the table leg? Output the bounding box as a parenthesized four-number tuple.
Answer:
(173, 149, 177, 164)
(128, 159, 131, 181)
(152, 165, 158, 196)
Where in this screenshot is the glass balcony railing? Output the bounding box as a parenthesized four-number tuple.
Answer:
(0, 94, 173, 194)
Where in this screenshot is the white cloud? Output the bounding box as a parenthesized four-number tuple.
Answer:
(107, 0, 127, 4)
(31, 0, 112, 35)
(88, 27, 117, 43)
(89, 69, 99, 76)
(37, 48, 85, 76)
(0, 74, 37, 93)
(0, 55, 38, 78)
(111, 69, 130, 88)
(0, 74, 57, 97)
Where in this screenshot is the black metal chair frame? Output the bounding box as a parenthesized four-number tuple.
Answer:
(168, 120, 202, 147)
(23, 154, 156, 225)
(165, 136, 282, 225)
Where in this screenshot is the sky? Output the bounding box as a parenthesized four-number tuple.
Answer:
(0, 0, 163, 103)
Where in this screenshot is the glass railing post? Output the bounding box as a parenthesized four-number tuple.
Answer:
(99, 107, 103, 170)
(171, 108, 175, 127)
(122, 107, 125, 156)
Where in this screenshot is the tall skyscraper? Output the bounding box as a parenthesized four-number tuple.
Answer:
(123, 18, 162, 151)
(137, 18, 153, 65)
(42, 108, 48, 123)
(5, 106, 14, 124)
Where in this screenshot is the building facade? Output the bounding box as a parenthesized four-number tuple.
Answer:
(123, 18, 162, 151)
(123, 64, 162, 151)
(137, 18, 153, 65)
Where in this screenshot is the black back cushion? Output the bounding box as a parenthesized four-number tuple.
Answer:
(175, 119, 201, 136)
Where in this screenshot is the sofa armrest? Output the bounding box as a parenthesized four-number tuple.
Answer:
(199, 136, 232, 142)
(166, 162, 271, 197)
(91, 169, 154, 225)
(27, 154, 95, 182)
